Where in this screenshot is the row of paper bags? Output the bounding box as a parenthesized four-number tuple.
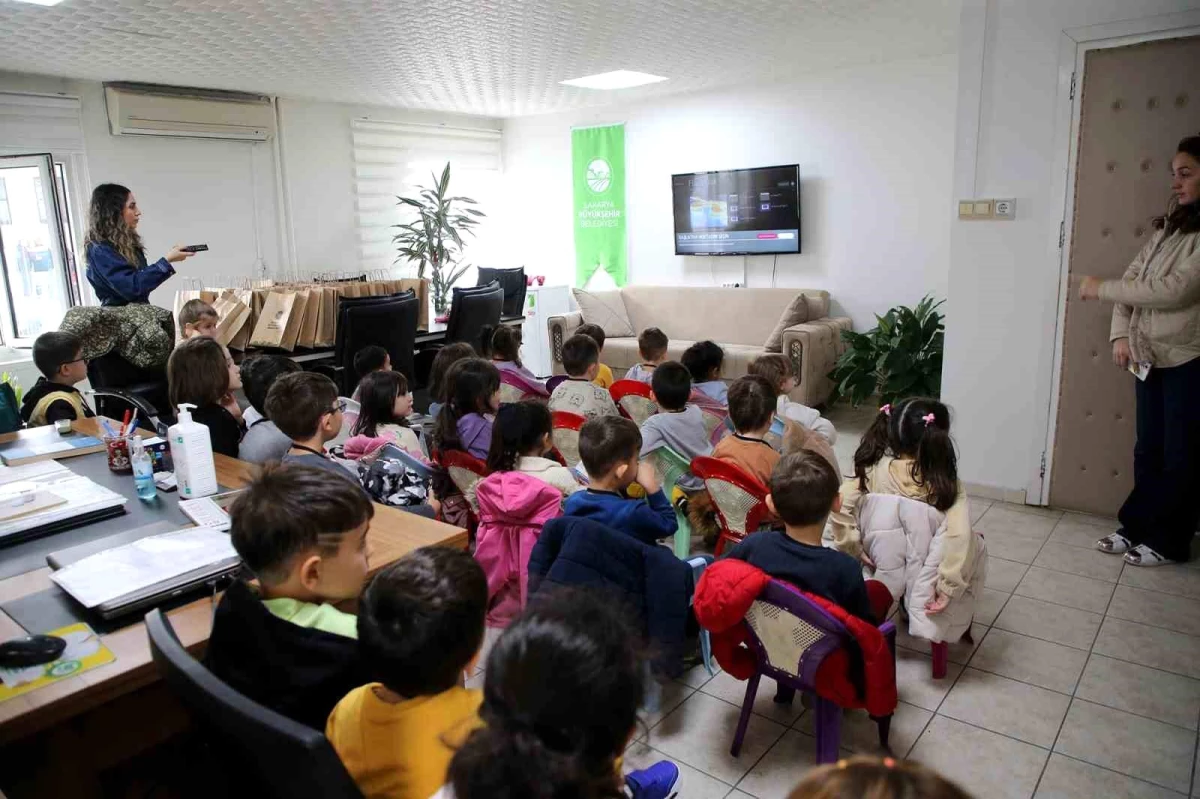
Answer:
(173, 279, 429, 351)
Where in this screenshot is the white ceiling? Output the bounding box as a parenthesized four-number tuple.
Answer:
(0, 0, 959, 118)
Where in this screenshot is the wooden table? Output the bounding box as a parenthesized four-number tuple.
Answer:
(0, 420, 466, 795)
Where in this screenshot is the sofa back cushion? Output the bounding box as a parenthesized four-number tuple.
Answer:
(572, 288, 636, 337)
(618, 286, 829, 346)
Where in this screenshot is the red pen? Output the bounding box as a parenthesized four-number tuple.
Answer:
(121, 409, 132, 436)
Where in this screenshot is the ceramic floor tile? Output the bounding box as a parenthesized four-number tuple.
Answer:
(677, 661, 721, 689)
(1055, 699, 1195, 794)
(1034, 753, 1185, 799)
(648, 690, 787, 785)
(895, 622, 986, 664)
(1075, 654, 1200, 730)
(1015, 566, 1116, 614)
(988, 557, 1032, 594)
(1048, 516, 1118, 550)
(464, 670, 485, 690)
(976, 505, 1061, 539)
(1107, 585, 1200, 638)
(1120, 564, 1200, 600)
(908, 715, 1049, 799)
(1032, 542, 1124, 582)
(991, 502, 1065, 520)
(985, 528, 1048, 564)
(968, 628, 1089, 694)
(793, 701, 932, 758)
(970, 499, 993, 525)
(700, 671, 805, 726)
(993, 594, 1102, 651)
(975, 588, 1010, 627)
(623, 740, 734, 799)
(474, 625, 503, 674)
(939, 667, 1071, 748)
(733, 730, 838, 799)
(1093, 618, 1200, 680)
(642, 679, 698, 729)
(725, 792, 755, 799)
(894, 648, 964, 712)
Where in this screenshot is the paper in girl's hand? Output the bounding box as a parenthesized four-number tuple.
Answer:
(1128, 361, 1151, 382)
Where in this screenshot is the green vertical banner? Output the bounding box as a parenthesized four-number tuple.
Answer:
(572, 123, 627, 287)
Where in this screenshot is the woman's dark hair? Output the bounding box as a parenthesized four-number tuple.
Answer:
(429, 343, 477, 404)
(447, 589, 644, 799)
(433, 358, 500, 452)
(483, 324, 524, 368)
(168, 336, 230, 410)
(352, 370, 411, 438)
(84, 183, 144, 267)
(854, 397, 958, 512)
(681, 340, 725, 382)
(486, 400, 552, 472)
(1155, 135, 1200, 235)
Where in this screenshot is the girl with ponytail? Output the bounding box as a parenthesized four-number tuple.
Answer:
(485, 400, 580, 499)
(831, 397, 979, 614)
(438, 590, 679, 799)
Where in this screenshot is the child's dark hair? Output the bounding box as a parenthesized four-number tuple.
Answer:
(575, 322, 606, 351)
(748, 354, 796, 396)
(578, 416, 641, 478)
(178, 299, 218, 328)
(786, 756, 973, 799)
(561, 334, 599, 377)
(854, 397, 958, 512)
(240, 354, 301, 414)
(434, 358, 500, 452)
(352, 370, 411, 438)
(681, 340, 724, 382)
(728, 375, 776, 433)
(358, 546, 487, 697)
(650, 361, 692, 411)
(447, 589, 644, 799)
(637, 327, 668, 361)
(483, 324, 524, 368)
(168, 336, 229, 410)
(229, 462, 374, 585)
(487, 400, 552, 472)
(429, 342, 476, 404)
(265, 371, 339, 440)
(32, 331, 83, 379)
(352, 345, 390, 380)
(770, 450, 840, 526)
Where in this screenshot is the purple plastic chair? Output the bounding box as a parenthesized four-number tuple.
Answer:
(731, 581, 897, 764)
(545, 374, 568, 393)
(498, 368, 549, 403)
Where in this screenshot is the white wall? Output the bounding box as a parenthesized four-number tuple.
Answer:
(499, 55, 958, 332)
(943, 0, 1200, 497)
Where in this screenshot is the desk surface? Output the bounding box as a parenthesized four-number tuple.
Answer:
(0, 419, 467, 743)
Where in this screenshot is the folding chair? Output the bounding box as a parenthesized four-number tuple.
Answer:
(691, 456, 772, 556)
(641, 444, 694, 558)
(610, 379, 659, 426)
(551, 411, 586, 468)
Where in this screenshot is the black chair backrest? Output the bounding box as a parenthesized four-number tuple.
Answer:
(476, 267, 527, 318)
(87, 353, 170, 423)
(445, 281, 503, 353)
(335, 290, 419, 394)
(144, 608, 364, 799)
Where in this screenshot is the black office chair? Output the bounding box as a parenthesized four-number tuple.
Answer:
(328, 290, 418, 394)
(476, 266, 527, 318)
(144, 608, 364, 799)
(444, 280, 504, 353)
(87, 354, 173, 427)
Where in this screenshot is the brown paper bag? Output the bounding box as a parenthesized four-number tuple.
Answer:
(249, 291, 297, 348)
(227, 289, 254, 350)
(212, 291, 252, 348)
(295, 287, 320, 349)
(313, 286, 339, 348)
(277, 289, 310, 352)
(398, 278, 430, 330)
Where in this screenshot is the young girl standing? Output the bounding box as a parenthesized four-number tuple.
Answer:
(486, 401, 580, 498)
(831, 398, 977, 614)
(345, 370, 423, 460)
(434, 358, 501, 461)
(484, 325, 548, 396)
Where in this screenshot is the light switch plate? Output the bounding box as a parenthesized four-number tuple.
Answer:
(957, 201, 975, 219)
(973, 200, 993, 217)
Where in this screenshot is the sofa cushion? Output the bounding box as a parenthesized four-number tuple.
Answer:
(619, 286, 825, 346)
(572, 288, 635, 338)
(763, 293, 810, 352)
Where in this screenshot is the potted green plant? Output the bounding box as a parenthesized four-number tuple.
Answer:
(391, 162, 486, 316)
(828, 295, 945, 406)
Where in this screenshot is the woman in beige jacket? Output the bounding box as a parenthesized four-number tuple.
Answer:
(1079, 135, 1200, 566)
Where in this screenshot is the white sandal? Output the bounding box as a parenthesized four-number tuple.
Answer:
(1124, 544, 1172, 567)
(1096, 532, 1132, 555)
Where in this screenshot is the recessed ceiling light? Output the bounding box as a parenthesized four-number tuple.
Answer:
(11, 0, 67, 5)
(560, 70, 667, 90)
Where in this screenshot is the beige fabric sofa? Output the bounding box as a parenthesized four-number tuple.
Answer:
(546, 286, 852, 408)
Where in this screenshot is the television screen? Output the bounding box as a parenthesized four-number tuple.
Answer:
(671, 164, 800, 256)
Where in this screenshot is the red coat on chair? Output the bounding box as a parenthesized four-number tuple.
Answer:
(694, 558, 897, 718)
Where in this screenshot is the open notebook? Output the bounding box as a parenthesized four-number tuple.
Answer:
(0, 460, 126, 545)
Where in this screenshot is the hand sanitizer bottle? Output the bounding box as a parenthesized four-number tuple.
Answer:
(167, 403, 218, 499)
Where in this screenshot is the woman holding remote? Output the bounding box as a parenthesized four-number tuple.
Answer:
(84, 183, 197, 306)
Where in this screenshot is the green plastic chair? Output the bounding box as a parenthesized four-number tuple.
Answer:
(642, 444, 694, 558)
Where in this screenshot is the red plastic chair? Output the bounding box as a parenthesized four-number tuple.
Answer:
(551, 411, 586, 468)
(609, 379, 658, 425)
(691, 456, 771, 556)
(437, 449, 490, 517)
(498, 369, 549, 403)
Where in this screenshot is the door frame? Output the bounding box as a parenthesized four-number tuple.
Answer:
(1028, 11, 1200, 507)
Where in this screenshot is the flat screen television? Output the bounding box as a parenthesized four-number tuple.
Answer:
(671, 164, 801, 256)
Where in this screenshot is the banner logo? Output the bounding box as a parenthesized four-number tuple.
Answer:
(586, 158, 612, 193)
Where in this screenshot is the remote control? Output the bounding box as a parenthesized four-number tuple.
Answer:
(181, 244, 208, 253)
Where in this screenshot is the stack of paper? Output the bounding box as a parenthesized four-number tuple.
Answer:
(0, 460, 126, 543)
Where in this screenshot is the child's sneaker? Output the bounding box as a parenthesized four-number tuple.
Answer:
(625, 760, 680, 799)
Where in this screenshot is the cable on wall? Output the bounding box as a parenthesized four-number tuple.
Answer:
(771, 254, 778, 287)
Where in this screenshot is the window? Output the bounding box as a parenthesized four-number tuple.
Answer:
(32, 177, 46, 223)
(0, 178, 9, 226)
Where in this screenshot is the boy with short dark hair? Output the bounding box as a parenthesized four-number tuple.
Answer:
(748, 353, 837, 445)
(238, 354, 302, 464)
(711, 375, 780, 486)
(326, 547, 487, 799)
(178, 299, 219, 340)
(22, 331, 94, 427)
(549, 334, 619, 419)
(681, 340, 728, 405)
(564, 416, 676, 545)
(575, 323, 614, 389)
(266, 371, 353, 481)
(625, 327, 669, 383)
(639, 361, 712, 462)
(206, 463, 375, 729)
(352, 345, 391, 389)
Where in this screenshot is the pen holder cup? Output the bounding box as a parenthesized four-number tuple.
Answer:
(103, 434, 133, 474)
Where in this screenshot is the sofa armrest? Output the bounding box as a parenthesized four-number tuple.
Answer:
(547, 311, 584, 375)
(781, 316, 853, 408)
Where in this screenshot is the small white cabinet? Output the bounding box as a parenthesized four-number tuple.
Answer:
(520, 285, 570, 378)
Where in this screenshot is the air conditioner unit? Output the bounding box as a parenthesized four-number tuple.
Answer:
(104, 84, 274, 142)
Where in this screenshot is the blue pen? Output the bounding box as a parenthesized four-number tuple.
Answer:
(100, 418, 118, 438)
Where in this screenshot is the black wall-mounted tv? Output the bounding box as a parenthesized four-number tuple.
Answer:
(671, 164, 801, 256)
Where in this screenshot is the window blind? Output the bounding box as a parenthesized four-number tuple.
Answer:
(0, 92, 85, 154)
(351, 119, 502, 272)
